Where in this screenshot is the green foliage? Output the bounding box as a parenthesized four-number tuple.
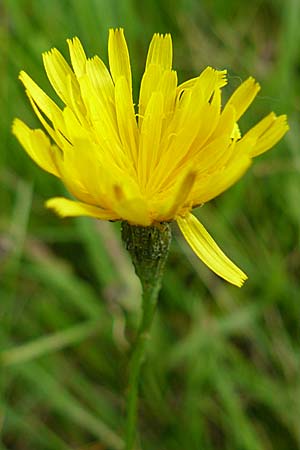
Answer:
(1, 0, 299, 449)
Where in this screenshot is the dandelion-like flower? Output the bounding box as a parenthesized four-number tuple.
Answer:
(13, 29, 288, 287)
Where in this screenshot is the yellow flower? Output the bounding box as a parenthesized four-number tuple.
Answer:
(13, 29, 288, 287)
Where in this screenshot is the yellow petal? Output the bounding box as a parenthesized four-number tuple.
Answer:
(24, 89, 68, 150)
(152, 71, 228, 189)
(43, 48, 76, 105)
(112, 186, 150, 226)
(66, 73, 89, 126)
(78, 73, 132, 175)
(46, 197, 118, 220)
(108, 28, 132, 90)
(158, 69, 178, 118)
(78, 74, 121, 150)
(138, 33, 174, 128)
(193, 153, 252, 204)
(86, 55, 114, 102)
(195, 67, 227, 102)
(155, 171, 196, 221)
(20, 71, 68, 140)
(138, 91, 164, 188)
(42, 49, 88, 128)
(115, 198, 151, 226)
(187, 92, 221, 155)
(115, 76, 138, 163)
(138, 65, 177, 127)
(245, 113, 289, 157)
(150, 81, 217, 192)
(55, 137, 113, 208)
(12, 119, 61, 177)
(231, 122, 241, 140)
(19, 71, 61, 120)
(177, 67, 227, 96)
(146, 33, 172, 70)
(224, 76, 260, 121)
(177, 213, 247, 287)
(194, 134, 232, 175)
(67, 37, 87, 78)
(207, 104, 236, 144)
(62, 106, 87, 141)
(139, 64, 162, 120)
(19, 71, 71, 148)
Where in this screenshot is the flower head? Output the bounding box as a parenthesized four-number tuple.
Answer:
(13, 29, 288, 287)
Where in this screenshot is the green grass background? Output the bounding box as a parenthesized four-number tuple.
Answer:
(1, 0, 299, 449)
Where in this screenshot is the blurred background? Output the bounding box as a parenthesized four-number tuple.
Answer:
(0, 0, 299, 449)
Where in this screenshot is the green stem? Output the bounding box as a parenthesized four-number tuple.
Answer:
(125, 284, 157, 450)
(121, 222, 171, 450)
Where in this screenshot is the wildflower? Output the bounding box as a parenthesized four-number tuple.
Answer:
(13, 29, 288, 287)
